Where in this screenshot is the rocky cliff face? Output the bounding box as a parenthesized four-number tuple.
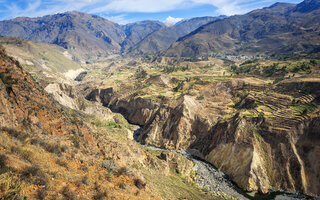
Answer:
(198, 114, 320, 195)
(86, 78, 320, 197)
(86, 88, 160, 126)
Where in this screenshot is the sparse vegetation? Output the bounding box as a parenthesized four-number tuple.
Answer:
(0, 173, 24, 200)
(196, 95, 204, 100)
(292, 102, 318, 115)
(232, 90, 248, 106)
(273, 76, 285, 84)
(134, 178, 146, 189)
(0, 72, 17, 93)
(135, 67, 148, 79)
(101, 160, 117, 172)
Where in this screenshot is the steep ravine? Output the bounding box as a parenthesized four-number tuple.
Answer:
(134, 127, 249, 200)
(85, 80, 320, 199)
(134, 127, 318, 200)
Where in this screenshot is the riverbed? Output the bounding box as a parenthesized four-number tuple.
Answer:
(133, 127, 319, 200)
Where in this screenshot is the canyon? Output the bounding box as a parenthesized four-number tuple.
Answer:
(0, 0, 320, 199)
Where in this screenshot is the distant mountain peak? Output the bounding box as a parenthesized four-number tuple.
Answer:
(269, 2, 295, 8)
(257, 2, 296, 13)
(294, 0, 320, 13)
(165, 0, 320, 58)
(164, 16, 184, 27)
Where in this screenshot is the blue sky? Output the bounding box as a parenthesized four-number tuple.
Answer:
(0, 0, 303, 24)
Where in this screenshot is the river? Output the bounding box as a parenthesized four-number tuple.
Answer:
(133, 127, 319, 200)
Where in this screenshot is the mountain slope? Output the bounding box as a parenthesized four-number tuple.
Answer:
(0, 11, 126, 60)
(0, 36, 82, 86)
(128, 17, 221, 55)
(166, 0, 320, 57)
(121, 20, 166, 52)
(0, 12, 165, 61)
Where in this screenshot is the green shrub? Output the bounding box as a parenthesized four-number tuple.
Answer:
(135, 68, 147, 79)
(106, 121, 118, 129)
(0, 72, 17, 93)
(240, 59, 258, 66)
(101, 160, 117, 172)
(196, 95, 204, 100)
(116, 167, 130, 176)
(143, 82, 152, 88)
(173, 81, 184, 92)
(134, 178, 146, 189)
(91, 120, 118, 129)
(258, 112, 265, 119)
(273, 77, 284, 84)
(310, 59, 319, 65)
(222, 59, 235, 66)
(61, 185, 76, 199)
(263, 64, 277, 77)
(233, 65, 252, 74)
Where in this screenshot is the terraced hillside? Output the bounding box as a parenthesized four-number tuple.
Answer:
(79, 55, 320, 198)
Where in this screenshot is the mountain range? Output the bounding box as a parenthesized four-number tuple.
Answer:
(166, 0, 320, 57)
(127, 16, 222, 55)
(0, 12, 218, 61)
(0, 0, 320, 59)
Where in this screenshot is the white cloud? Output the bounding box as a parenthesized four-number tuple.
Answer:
(83, 0, 300, 16)
(105, 14, 129, 24)
(191, 0, 302, 16)
(0, 0, 302, 21)
(164, 16, 184, 26)
(192, 0, 245, 15)
(4, 0, 42, 18)
(89, 0, 186, 13)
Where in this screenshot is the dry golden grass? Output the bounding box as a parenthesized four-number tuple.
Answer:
(0, 126, 161, 200)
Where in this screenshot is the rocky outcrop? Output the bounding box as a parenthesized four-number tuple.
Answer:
(197, 114, 320, 196)
(139, 80, 240, 149)
(86, 88, 160, 126)
(139, 95, 212, 149)
(45, 83, 79, 110)
(44, 83, 116, 123)
(74, 71, 87, 81)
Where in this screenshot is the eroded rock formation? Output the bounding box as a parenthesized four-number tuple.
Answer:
(86, 78, 320, 197)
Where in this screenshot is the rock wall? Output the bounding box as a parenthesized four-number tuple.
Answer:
(87, 88, 159, 126)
